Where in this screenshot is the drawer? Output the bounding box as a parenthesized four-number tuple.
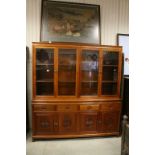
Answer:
(33, 104, 55, 112)
(57, 105, 78, 111)
(101, 102, 121, 111)
(80, 104, 99, 111)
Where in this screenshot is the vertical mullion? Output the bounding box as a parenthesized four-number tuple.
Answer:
(78, 48, 82, 97)
(76, 48, 80, 97)
(98, 49, 103, 96)
(117, 49, 123, 97)
(54, 48, 58, 97)
(33, 45, 36, 99)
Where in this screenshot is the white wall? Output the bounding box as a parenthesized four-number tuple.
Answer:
(26, 0, 129, 128)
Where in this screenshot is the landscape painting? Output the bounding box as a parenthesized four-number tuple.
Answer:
(41, 1, 101, 44)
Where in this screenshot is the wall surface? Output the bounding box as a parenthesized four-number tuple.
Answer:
(26, 0, 129, 128)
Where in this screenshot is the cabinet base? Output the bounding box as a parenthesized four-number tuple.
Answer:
(32, 132, 120, 140)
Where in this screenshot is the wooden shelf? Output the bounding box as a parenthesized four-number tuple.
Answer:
(36, 64, 54, 65)
(36, 80, 53, 82)
(102, 65, 118, 67)
(59, 81, 75, 83)
(102, 81, 117, 83)
(81, 81, 98, 83)
(59, 64, 76, 66)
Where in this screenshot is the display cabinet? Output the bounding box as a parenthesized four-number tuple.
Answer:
(32, 42, 122, 140)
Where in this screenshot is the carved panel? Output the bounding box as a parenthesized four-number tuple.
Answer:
(34, 113, 51, 134)
(34, 113, 59, 134)
(59, 113, 77, 133)
(102, 111, 120, 132)
(80, 112, 98, 133)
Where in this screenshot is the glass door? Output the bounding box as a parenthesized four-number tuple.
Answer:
(58, 49, 76, 96)
(80, 50, 99, 96)
(102, 51, 119, 95)
(36, 48, 54, 95)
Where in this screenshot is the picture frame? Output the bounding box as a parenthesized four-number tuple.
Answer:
(117, 33, 129, 76)
(41, 0, 101, 44)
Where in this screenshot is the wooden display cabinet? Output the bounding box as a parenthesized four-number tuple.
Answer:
(32, 42, 122, 140)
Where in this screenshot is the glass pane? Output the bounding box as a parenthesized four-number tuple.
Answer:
(103, 52, 118, 65)
(102, 66, 118, 81)
(102, 83, 117, 95)
(36, 82, 54, 95)
(80, 50, 98, 95)
(58, 49, 76, 96)
(36, 65, 54, 81)
(81, 82, 98, 95)
(36, 48, 54, 96)
(36, 48, 54, 64)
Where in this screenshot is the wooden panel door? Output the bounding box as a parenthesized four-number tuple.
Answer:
(34, 113, 59, 134)
(59, 113, 77, 134)
(80, 112, 98, 133)
(101, 111, 120, 133)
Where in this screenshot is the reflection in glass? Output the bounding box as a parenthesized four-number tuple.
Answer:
(36, 48, 54, 95)
(103, 52, 118, 65)
(36, 65, 54, 81)
(103, 66, 118, 81)
(81, 50, 98, 95)
(58, 49, 76, 96)
(102, 83, 117, 95)
(36, 48, 54, 64)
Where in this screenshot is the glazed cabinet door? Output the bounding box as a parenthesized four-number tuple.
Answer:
(33, 113, 59, 134)
(34, 48, 55, 96)
(80, 112, 99, 133)
(59, 113, 77, 134)
(58, 48, 77, 96)
(80, 49, 99, 96)
(101, 51, 121, 96)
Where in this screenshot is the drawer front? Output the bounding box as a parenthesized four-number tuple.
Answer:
(57, 105, 78, 112)
(80, 104, 99, 111)
(33, 104, 55, 112)
(101, 102, 121, 111)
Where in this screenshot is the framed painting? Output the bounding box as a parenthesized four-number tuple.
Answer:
(41, 0, 101, 44)
(117, 34, 129, 76)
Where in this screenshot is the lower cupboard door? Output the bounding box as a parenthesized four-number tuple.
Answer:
(102, 111, 120, 133)
(59, 113, 77, 134)
(80, 112, 98, 133)
(34, 113, 59, 135)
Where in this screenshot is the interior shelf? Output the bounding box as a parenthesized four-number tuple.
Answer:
(59, 81, 75, 83)
(102, 65, 118, 67)
(36, 64, 54, 65)
(36, 80, 53, 82)
(102, 81, 117, 83)
(81, 81, 98, 83)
